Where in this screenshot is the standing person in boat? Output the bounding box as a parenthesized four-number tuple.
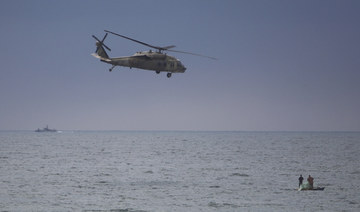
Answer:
(307, 175, 314, 189)
(298, 175, 304, 188)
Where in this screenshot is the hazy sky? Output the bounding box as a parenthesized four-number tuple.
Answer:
(1, 0, 359, 131)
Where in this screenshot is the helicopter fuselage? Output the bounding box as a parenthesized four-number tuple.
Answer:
(103, 51, 187, 74)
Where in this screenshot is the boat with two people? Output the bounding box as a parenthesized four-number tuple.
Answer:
(298, 174, 324, 191)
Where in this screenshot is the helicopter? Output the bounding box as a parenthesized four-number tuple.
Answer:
(92, 30, 216, 78)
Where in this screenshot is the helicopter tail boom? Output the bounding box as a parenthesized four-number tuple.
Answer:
(91, 53, 111, 62)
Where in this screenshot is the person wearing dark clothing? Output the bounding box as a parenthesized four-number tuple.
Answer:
(298, 175, 304, 187)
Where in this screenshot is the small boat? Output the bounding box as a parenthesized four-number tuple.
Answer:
(35, 125, 58, 132)
(298, 182, 325, 191)
(299, 187, 325, 191)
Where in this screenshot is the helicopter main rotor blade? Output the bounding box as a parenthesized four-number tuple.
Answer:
(161, 45, 176, 50)
(104, 30, 174, 51)
(104, 30, 216, 59)
(92, 34, 111, 51)
(168, 49, 217, 60)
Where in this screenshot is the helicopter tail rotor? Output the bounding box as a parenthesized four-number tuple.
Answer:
(92, 33, 110, 59)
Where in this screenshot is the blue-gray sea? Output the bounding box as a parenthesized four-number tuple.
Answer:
(1, 131, 359, 211)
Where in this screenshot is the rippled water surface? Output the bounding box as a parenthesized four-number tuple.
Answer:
(1, 131, 359, 211)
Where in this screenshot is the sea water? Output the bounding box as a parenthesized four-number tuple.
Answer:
(0, 131, 359, 211)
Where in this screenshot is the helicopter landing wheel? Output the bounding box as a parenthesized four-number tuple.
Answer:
(109, 65, 115, 72)
(167, 73, 172, 78)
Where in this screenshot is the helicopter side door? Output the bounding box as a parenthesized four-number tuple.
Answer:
(168, 61, 175, 72)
